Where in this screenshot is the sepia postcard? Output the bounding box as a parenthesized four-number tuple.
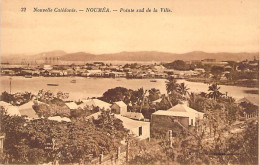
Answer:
(0, 0, 259, 164)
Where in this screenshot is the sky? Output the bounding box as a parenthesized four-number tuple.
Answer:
(0, 0, 259, 55)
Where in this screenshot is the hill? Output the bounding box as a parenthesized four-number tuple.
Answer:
(59, 51, 259, 62)
(2, 51, 258, 64)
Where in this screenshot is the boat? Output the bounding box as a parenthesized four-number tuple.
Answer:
(47, 84, 59, 86)
(71, 80, 76, 83)
(24, 75, 32, 78)
(150, 80, 157, 82)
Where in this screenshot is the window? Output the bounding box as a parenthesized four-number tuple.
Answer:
(191, 119, 193, 126)
(139, 126, 142, 136)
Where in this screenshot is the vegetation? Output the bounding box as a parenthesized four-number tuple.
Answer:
(128, 106, 258, 165)
(0, 108, 128, 164)
(207, 83, 224, 100)
(0, 76, 258, 164)
(163, 60, 193, 71)
(0, 91, 33, 106)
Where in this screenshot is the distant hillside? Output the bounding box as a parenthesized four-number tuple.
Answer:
(60, 52, 96, 61)
(2, 51, 258, 64)
(33, 50, 67, 59)
(1, 50, 67, 64)
(59, 51, 259, 62)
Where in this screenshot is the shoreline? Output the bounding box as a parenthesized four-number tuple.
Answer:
(1, 75, 259, 89)
(186, 77, 259, 89)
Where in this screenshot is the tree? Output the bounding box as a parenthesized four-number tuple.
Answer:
(239, 102, 258, 115)
(56, 91, 69, 100)
(101, 87, 132, 104)
(211, 66, 224, 81)
(208, 83, 223, 100)
(0, 106, 128, 164)
(166, 78, 179, 95)
(148, 88, 160, 102)
(177, 83, 190, 97)
(164, 60, 190, 70)
(188, 93, 207, 113)
(130, 88, 145, 106)
(226, 70, 239, 83)
(37, 90, 55, 103)
(0, 91, 33, 106)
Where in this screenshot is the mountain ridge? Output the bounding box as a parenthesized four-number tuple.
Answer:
(1, 51, 258, 63)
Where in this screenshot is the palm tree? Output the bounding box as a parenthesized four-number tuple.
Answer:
(208, 83, 223, 100)
(139, 89, 148, 112)
(177, 82, 190, 96)
(148, 88, 160, 102)
(166, 78, 179, 95)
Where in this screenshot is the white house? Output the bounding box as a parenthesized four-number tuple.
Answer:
(166, 104, 204, 126)
(18, 101, 39, 119)
(0, 101, 21, 116)
(115, 114, 150, 140)
(79, 99, 111, 110)
(122, 112, 144, 121)
(111, 101, 127, 115)
(48, 116, 71, 122)
(65, 102, 78, 110)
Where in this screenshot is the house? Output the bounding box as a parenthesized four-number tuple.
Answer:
(122, 112, 144, 121)
(151, 104, 204, 138)
(79, 99, 111, 110)
(224, 66, 232, 72)
(111, 101, 127, 115)
(153, 65, 166, 72)
(0, 101, 21, 116)
(0, 133, 4, 153)
(167, 104, 204, 123)
(49, 70, 63, 76)
(48, 116, 71, 122)
(236, 97, 259, 106)
(86, 70, 102, 77)
(109, 72, 126, 78)
(152, 98, 162, 105)
(18, 101, 39, 119)
(194, 68, 205, 74)
(43, 65, 53, 70)
(115, 114, 150, 140)
(65, 102, 78, 110)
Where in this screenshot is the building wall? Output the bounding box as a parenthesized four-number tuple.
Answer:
(111, 104, 127, 115)
(0, 136, 4, 153)
(120, 106, 127, 115)
(111, 104, 120, 114)
(151, 115, 189, 138)
(130, 123, 150, 140)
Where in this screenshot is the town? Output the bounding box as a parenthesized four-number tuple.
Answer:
(0, 56, 258, 164)
(1, 57, 259, 88)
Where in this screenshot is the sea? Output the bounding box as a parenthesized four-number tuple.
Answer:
(0, 76, 258, 101)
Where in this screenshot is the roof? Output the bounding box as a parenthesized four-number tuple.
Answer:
(168, 104, 199, 113)
(79, 99, 111, 110)
(65, 102, 78, 110)
(86, 70, 102, 73)
(0, 101, 21, 116)
(85, 112, 101, 120)
(153, 104, 204, 119)
(237, 97, 259, 106)
(48, 116, 71, 122)
(152, 98, 162, 103)
(152, 110, 191, 118)
(0, 101, 11, 107)
(115, 114, 149, 130)
(18, 101, 38, 119)
(113, 101, 127, 108)
(123, 112, 144, 120)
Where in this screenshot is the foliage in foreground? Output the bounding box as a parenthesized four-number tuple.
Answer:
(128, 117, 258, 165)
(0, 108, 128, 164)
